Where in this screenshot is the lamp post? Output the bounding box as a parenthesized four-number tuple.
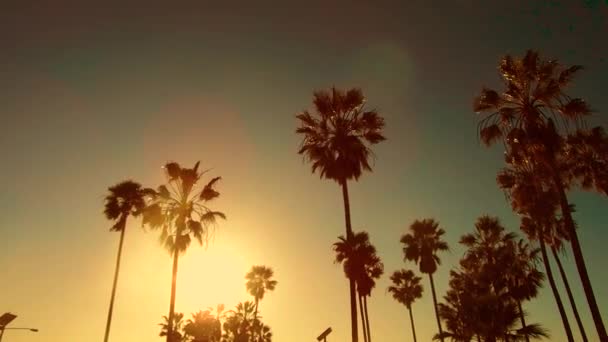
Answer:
(0, 313, 38, 342)
(317, 327, 332, 342)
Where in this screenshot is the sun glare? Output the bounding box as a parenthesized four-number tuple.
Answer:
(178, 242, 250, 311)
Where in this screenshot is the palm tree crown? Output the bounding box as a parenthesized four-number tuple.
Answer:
(401, 219, 449, 274)
(142, 161, 226, 253)
(388, 269, 423, 309)
(103, 180, 147, 231)
(296, 87, 386, 182)
(245, 266, 278, 303)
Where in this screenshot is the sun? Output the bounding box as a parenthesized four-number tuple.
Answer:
(177, 241, 251, 312)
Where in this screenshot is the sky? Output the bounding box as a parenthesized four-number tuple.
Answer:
(1, 1, 608, 341)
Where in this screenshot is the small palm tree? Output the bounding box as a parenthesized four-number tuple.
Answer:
(400, 218, 449, 341)
(184, 309, 222, 342)
(296, 87, 385, 342)
(143, 161, 226, 342)
(245, 266, 278, 319)
(388, 269, 423, 342)
(474, 50, 606, 340)
(102, 180, 147, 342)
(160, 312, 186, 342)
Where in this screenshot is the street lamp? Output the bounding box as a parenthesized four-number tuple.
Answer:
(0, 313, 38, 342)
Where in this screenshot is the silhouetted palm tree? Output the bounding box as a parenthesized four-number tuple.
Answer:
(548, 222, 589, 342)
(222, 301, 272, 342)
(437, 217, 548, 342)
(508, 239, 545, 342)
(102, 180, 147, 342)
(388, 269, 423, 342)
(401, 218, 449, 341)
(357, 247, 383, 342)
(245, 266, 278, 320)
(143, 161, 226, 342)
(160, 312, 186, 342)
(296, 87, 385, 342)
(184, 309, 222, 342)
(498, 163, 575, 341)
(474, 50, 606, 340)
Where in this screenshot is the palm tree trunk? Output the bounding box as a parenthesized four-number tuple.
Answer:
(359, 294, 368, 342)
(539, 236, 574, 342)
(550, 164, 608, 341)
(364, 295, 371, 342)
(408, 306, 417, 342)
(518, 301, 530, 342)
(552, 246, 589, 342)
(103, 218, 127, 342)
(429, 273, 444, 342)
(341, 179, 359, 342)
(167, 246, 180, 342)
(252, 297, 260, 342)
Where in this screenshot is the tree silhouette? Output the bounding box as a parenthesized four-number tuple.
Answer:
(222, 301, 272, 342)
(296, 87, 385, 342)
(102, 180, 147, 342)
(436, 216, 548, 341)
(143, 161, 226, 342)
(388, 269, 423, 342)
(333, 231, 383, 342)
(245, 265, 277, 342)
(498, 161, 575, 341)
(184, 309, 222, 342)
(474, 50, 606, 340)
(245, 266, 278, 320)
(160, 312, 186, 342)
(400, 218, 449, 341)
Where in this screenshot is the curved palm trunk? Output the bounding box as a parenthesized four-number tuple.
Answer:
(408, 306, 417, 342)
(359, 294, 368, 342)
(428, 274, 444, 342)
(103, 218, 127, 342)
(551, 165, 608, 341)
(341, 180, 359, 342)
(364, 296, 371, 342)
(167, 247, 180, 342)
(517, 301, 529, 342)
(552, 247, 589, 342)
(539, 236, 574, 342)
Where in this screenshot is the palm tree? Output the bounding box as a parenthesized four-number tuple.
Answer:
(296, 87, 385, 342)
(160, 312, 186, 342)
(143, 161, 226, 342)
(184, 309, 222, 342)
(474, 50, 606, 340)
(400, 218, 449, 341)
(508, 239, 545, 342)
(245, 266, 278, 320)
(548, 224, 589, 342)
(102, 180, 147, 342)
(357, 247, 383, 342)
(498, 162, 575, 341)
(222, 301, 272, 342)
(388, 269, 423, 342)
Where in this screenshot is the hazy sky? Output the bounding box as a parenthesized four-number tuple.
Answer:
(1, 1, 608, 341)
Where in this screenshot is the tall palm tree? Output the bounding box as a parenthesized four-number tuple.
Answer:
(400, 218, 449, 341)
(357, 246, 383, 342)
(388, 269, 423, 342)
(474, 50, 606, 340)
(160, 312, 186, 342)
(508, 239, 545, 342)
(102, 180, 147, 342)
(498, 162, 575, 341)
(143, 161, 226, 342)
(334, 231, 375, 342)
(296, 87, 386, 342)
(245, 266, 278, 320)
